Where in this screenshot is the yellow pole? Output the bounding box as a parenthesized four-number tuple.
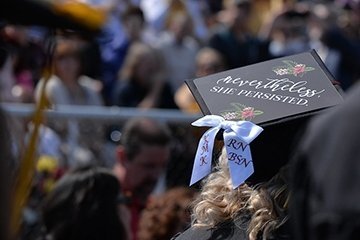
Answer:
(8, 3, 105, 237)
(10, 34, 55, 239)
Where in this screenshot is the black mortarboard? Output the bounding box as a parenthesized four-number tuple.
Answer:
(186, 50, 343, 184)
(0, 0, 105, 33)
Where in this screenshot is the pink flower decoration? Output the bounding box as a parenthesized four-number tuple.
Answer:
(293, 64, 306, 76)
(241, 107, 255, 120)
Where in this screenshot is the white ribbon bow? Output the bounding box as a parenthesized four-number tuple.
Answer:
(190, 115, 263, 189)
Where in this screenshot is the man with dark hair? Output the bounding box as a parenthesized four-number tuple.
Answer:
(113, 117, 172, 240)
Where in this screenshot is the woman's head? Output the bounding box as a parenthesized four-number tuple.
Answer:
(122, 6, 145, 42)
(119, 43, 164, 87)
(42, 166, 127, 240)
(192, 147, 289, 240)
(53, 38, 82, 81)
(192, 147, 252, 227)
(166, 12, 193, 42)
(195, 47, 226, 77)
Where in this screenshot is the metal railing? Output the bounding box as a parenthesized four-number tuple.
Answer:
(1, 103, 202, 124)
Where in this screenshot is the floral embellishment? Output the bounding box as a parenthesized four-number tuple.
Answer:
(221, 103, 264, 121)
(273, 60, 315, 77)
(293, 64, 306, 76)
(241, 107, 255, 120)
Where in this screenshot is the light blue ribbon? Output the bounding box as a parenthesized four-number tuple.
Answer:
(190, 115, 263, 189)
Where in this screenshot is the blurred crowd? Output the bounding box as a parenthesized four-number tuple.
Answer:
(0, 0, 360, 240)
(1, 0, 359, 106)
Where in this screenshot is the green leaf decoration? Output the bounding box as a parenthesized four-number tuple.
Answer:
(282, 60, 297, 67)
(253, 110, 264, 115)
(230, 102, 246, 110)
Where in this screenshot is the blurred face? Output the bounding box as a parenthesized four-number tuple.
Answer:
(124, 15, 144, 41)
(196, 51, 225, 77)
(54, 55, 81, 81)
(169, 14, 192, 41)
(124, 145, 170, 203)
(133, 54, 158, 86)
(222, 2, 251, 29)
(196, 59, 224, 77)
(4, 25, 28, 45)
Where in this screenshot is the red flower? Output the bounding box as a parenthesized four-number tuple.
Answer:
(293, 64, 306, 76)
(241, 107, 255, 120)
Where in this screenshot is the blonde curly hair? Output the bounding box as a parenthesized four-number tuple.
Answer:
(192, 147, 289, 240)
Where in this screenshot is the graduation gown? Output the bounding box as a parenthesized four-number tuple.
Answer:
(291, 82, 360, 240)
(172, 214, 290, 240)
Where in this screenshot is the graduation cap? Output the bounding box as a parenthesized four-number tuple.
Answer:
(0, 0, 105, 33)
(187, 50, 343, 187)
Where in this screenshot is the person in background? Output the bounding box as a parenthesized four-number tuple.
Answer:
(0, 46, 17, 102)
(314, 1, 360, 90)
(138, 187, 197, 240)
(82, 0, 129, 105)
(35, 37, 103, 107)
(260, 1, 360, 90)
(40, 166, 128, 240)
(35, 37, 105, 168)
(122, 5, 146, 45)
(113, 42, 177, 109)
(113, 117, 172, 240)
(173, 147, 291, 240)
(175, 46, 226, 114)
(154, 0, 199, 92)
(0, 24, 45, 93)
(0, 39, 33, 103)
(207, 0, 269, 70)
(100, 4, 146, 105)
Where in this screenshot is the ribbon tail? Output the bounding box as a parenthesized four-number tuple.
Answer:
(224, 132, 255, 189)
(190, 126, 220, 186)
